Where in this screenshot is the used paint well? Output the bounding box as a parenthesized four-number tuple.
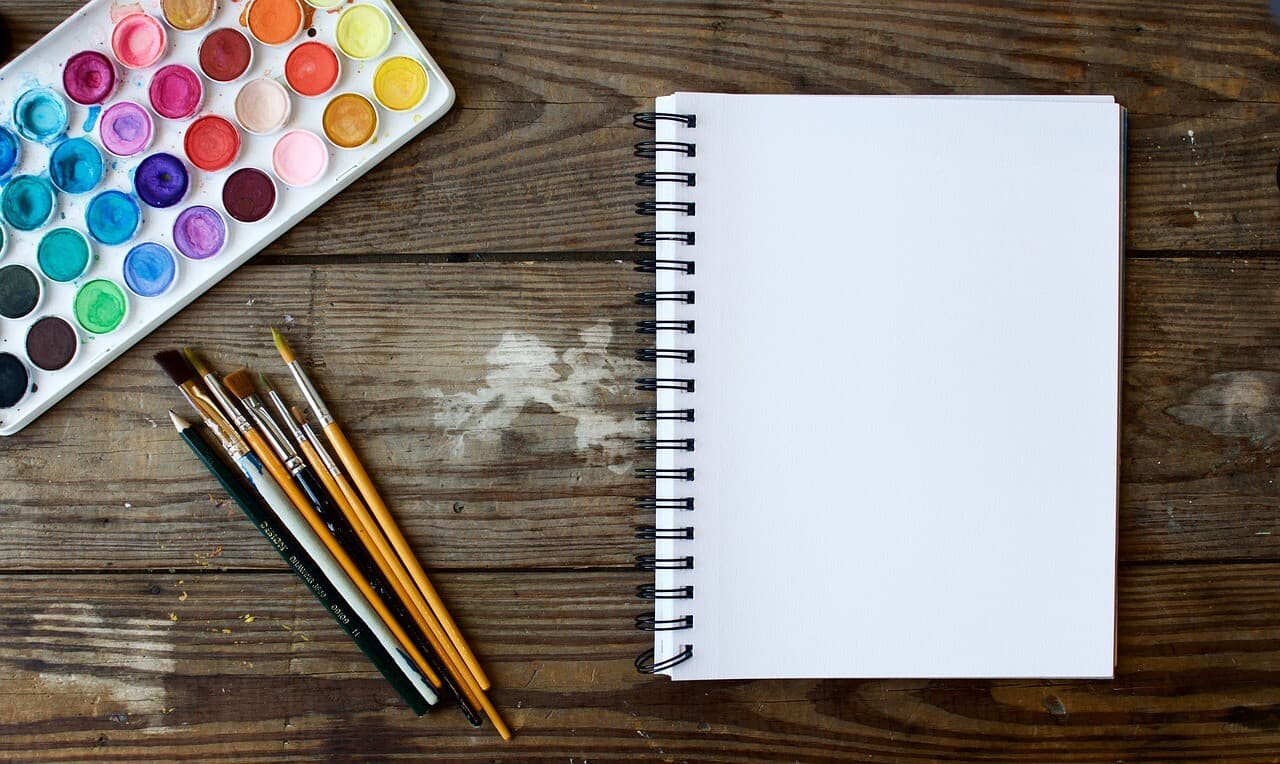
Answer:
(36, 228, 92, 283)
(336, 5, 392, 61)
(112, 13, 168, 70)
(0, 264, 41, 320)
(272, 129, 328, 187)
(0, 127, 18, 176)
(134, 153, 190, 209)
(373, 56, 428, 112)
(305, 0, 344, 7)
(150, 64, 204, 120)
(222, 167, 276, 223)
(0, 353, 29, 409)
(161, 0, 218, 32)
(123, 242, 178, 297)
(63, 51, 118, 106)
(26, 316, 79, 372)
(199, 28, 253, 82)
(50, 138, 105, 195)
(2, 176, 56, 232)
(86, 190, 142, 245)
(285, 41, 340, 98)
(74, 279, 128, 334)
(247, 0, 305, 46)
(184, 114, 241, 171)
(322, 92, 377, 149)
(14, 88, 69, 144)
(235, 77, 292, 135)
(99, 101, 154, 157)
(173, 205, 226, 260)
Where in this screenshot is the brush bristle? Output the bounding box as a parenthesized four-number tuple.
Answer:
(223, 368, 257, 399)
(258, 371, 274, 392)
(271, 328, 296, 364)
(154, 350, 198, 386)
(289, 405, 307, 426)
(182, 347, 211, 377)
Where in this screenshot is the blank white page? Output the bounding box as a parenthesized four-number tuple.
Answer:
(650, 93, 1122, 680)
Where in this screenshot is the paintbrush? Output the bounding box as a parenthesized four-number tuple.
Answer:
(226, 367, 481, 726)
(261, 375, 482, 726)
(271, 329, 511, 740)
(155, 351, 440, 707)
(179, 349, 444, 691)
(168, 410, 437, 715)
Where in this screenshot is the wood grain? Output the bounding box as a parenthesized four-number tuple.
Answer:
(1, 566, 1277, 763)
(0, 258, 1276, 570)
(6, 2, 1280, 256)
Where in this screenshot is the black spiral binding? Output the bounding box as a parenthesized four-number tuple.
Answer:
(633, 110, 698, 675)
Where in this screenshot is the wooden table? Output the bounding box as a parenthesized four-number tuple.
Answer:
(1, 1, 1278, 761)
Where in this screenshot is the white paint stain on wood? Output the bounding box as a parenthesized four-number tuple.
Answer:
(431, 322, 639, 472)
(1167, 371, 1280, 442)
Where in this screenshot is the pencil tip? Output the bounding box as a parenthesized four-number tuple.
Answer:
(169, 410, 188, 431)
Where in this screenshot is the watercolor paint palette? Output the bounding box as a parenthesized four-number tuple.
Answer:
(0, 0, 455, 435)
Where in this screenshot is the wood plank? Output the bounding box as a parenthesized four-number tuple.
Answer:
(3, 257, 1280, 569)
(5, 2, 1280, 255)
(0, 566, 1277, 762)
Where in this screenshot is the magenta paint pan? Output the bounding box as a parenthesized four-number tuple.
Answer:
(63, 50, 118, 105)
(149, 64, 204, 121)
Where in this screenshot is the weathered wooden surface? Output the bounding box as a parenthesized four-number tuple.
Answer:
(1, 566, 1278, 763)
(2, 0, 1280, 761)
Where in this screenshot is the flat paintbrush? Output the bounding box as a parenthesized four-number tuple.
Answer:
(168, 410, 436, 715)
(180, 350, 444, 691)
(271, 329, 511, 740)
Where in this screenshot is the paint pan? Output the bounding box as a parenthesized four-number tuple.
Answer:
(26, 316, 80, 372)
(0, 263, 42, 320)
(134, 153, 190, 209)
(322, 92, 378, 149)
(150, 64, 205, 120)
(272, 129, 328, 187)
(14, 88, 69, 144)
(172, 205, 227, 260)
(111, 13, 167, 70)
(336, 5, 392, 61)
(199, 28, 253, 83)
(0, 127, 19, 177)
(36, 228, 92, 282)
(49, 138, 105, 195)
(63, 51, 118, 106)
(123, 242, 178, 297)
(184, 114, 241, 172)
(285, 41, 341, 98)
(222, 167, 277, 223)
(85, 190, 142, 245)
(99, 101, 154, 157)
(247, 0, 305, 47)
(373, 56, 428, 112)
(0, 353, 30, 409)
(235, 77, 293, 135)
(161, 0, 219, 32)
(73, 279, 128, 334)
(2, 176, 56, 232)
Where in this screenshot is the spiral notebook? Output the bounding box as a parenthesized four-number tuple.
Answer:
(634, 93, 1125, 680)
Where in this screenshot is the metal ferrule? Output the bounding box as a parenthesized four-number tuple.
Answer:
(180, 387, 248, 458)
(266, 388, 306, 447)
(202, 373, 255, 436)
(288, 361, 334, 426)
(302, 421, 343, 477)
(242, 394, 303, 471)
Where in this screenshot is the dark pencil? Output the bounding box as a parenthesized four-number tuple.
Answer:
(168, 410, 436, 715)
